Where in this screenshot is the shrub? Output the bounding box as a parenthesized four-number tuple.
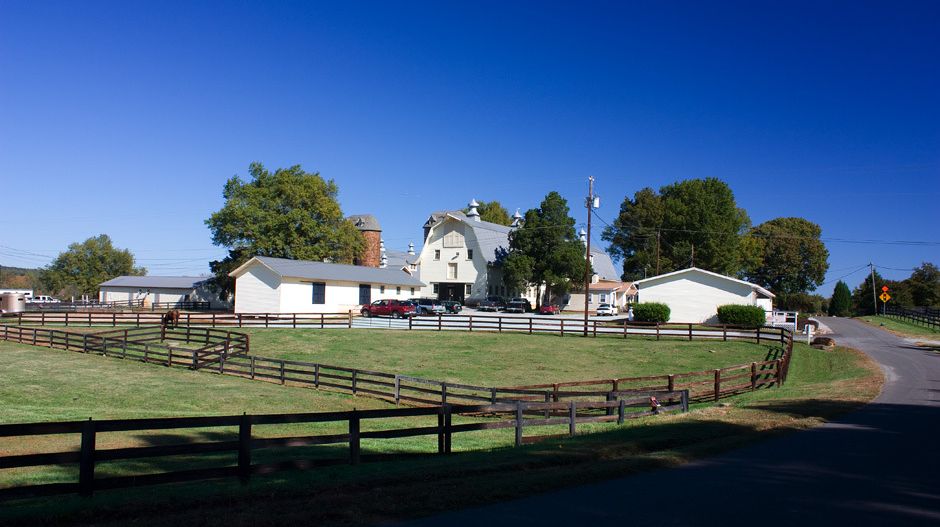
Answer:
(632, 302, 670, 323)
(716, 304, 766, 328)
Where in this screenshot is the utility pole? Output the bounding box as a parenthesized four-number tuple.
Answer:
(869, 262, 878, 315)
(690, 244, 695, 268)
(583, 176, 595, 337)
(655, 231, 661, 275)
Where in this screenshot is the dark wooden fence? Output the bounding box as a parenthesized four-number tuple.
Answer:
(150, 301, 212, 311)
(884, 304, 940, 330)
(0, 393, 687, 500)
(25, 300, 144, 312)
(6, 311, 354, 328)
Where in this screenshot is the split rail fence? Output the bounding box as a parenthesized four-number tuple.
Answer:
(884, 304, 940, 330)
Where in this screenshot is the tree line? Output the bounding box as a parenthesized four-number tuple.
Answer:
(828, 263, 940, 316)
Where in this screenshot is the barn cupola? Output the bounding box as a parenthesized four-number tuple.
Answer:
(466, 199, 481, 222)
(579, 228, 587, 245)
(407, 242, 415, 255)
(511, 209, 523, 227)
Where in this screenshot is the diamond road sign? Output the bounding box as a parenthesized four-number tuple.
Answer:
(879, 292, 891, 302)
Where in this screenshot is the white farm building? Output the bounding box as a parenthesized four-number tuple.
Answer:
(633, 267, 774, 324)
(98, 276, 224, 308)
(229, 256, 426, 314)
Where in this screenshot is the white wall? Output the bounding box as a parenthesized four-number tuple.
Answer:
(416, 218, 492, 301)
(637, 271, 761, 323)
(233, 264, 281, 313)
(279, 279, 396, 313)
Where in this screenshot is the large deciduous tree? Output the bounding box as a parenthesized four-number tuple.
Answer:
(603, 178, 751, 280)
(743, 217, 830, 294)
(40, 235, 145, 296)
(501, 192, 587, 308)
(205, 163, 365, 300)
(908, 262, 940, 307)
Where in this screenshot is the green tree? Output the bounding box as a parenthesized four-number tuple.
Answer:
(743, 217, 830, 294)
(603, 178, 750, 280)
(828, 281, 852, 316)
(464, 200, 512, 226)
(40, 235, 145, 296)
(502, 192, 587, 308)
(907, 262, 940, 307)
(205, 163, 365, 300)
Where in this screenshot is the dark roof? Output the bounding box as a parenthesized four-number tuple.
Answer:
(235, 256, 424, 287)
(348, 214, 381, 231)
(99, 276, 208, 289)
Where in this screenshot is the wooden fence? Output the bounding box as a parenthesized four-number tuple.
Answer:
(0, 392, 687, 500)
(150, 301, 212, 311)
(884, 304, 940, 330)
(6, 311, 354, 328)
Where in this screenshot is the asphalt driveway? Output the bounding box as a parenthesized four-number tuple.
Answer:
(392, 317, 940, 526)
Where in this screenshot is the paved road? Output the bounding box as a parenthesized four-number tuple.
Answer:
(395, 317, 940, 526)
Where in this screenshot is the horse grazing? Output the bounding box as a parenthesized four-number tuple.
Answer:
(161, 309, 180, 330)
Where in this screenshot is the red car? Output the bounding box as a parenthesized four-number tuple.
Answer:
(361, 299, 416, 318)
(538, 304, 560, 315)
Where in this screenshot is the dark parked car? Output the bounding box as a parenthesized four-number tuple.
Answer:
(441, 300, 462, 314)
(412, 297, 447, 315)
(538, 304, 561, 315)
(505, 297, 532, 313)
(360, 299, 416, 318)
(478, 296, 507, 312)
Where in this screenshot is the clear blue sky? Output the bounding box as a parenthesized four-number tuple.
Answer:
(1, 1, 937, 294)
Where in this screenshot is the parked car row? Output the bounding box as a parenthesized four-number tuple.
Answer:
(360, 298, 463, 318)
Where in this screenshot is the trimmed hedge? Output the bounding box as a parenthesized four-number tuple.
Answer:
(632, 302, 671, 323)
(716, 304, 766, 328)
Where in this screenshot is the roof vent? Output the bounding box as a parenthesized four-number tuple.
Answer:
(467, 199, 480, 221)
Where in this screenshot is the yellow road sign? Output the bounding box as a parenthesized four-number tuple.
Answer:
(879, 292, 891, 302)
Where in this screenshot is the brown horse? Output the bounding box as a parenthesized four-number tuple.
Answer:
(161, 309, 180, 330)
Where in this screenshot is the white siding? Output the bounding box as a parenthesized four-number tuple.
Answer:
(637, 271, 758, 323)
(233, 264, 281, 313)
(279, 279, 380, 313)
(416, 217, 491, 301)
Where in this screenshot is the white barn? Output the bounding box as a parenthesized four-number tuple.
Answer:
(632, 267, 774, 323)
(98, 276, 224, 308)
(229, 256, 426, 314)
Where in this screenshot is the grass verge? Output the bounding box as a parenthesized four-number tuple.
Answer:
(856, 315, 940, 339)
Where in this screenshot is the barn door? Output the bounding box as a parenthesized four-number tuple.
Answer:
(359, 284, 371, 305)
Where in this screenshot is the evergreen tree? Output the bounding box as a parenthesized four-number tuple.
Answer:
(828, 281, 852, 316)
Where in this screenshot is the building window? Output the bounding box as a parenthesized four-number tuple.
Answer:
(465, 284, 472, 295)
(380, 285, 385, 294)
(600, 293, 607, 303)
(396, 286, 401, 295)
(410, 287, 415, 295)
(311, 283, 326, 304)
(467, 249, 473, 260)
(434, 250, 441, 260)
(433, 284, 439, 294)
(447, 262, 458, 280)
(410, 264, 417, 271)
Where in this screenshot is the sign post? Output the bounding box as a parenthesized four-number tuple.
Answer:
(879, 286, 890, 316)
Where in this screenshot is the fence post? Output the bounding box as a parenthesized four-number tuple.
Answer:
(756, 326, 761, 344)
(191, 349, 198, 370)
(713, 369, 721, 401)
(320, 314, 324, 329)
(280, 361, 286, 385)
(293, 313, 297, 329)
(239, 413, 252, 485)
(79, 418, 96, 497)
(667, 374, 675, 392)
(314, 363, 320, 387)
(515, 401, 524, 447)
(775, 359, 782, 388)
(444, 404, 452, 454)
(529, 318, 533, 335)
(560, 319, 565, 337)
(250, 356, 256, 379)
(408, 316, 413, 330)
(438, 407, 446, 453)
(441, 383, 447, 404)
(498, 317, 502, 333)
(606, 392, 615, 416)
(352, 370, 358, 394)
(349, 411, 361, 465)
(593, 320, 597, 338)
(348, 310, 353, 329)
(112, 313, 116, 327)
(656, 323, 660, 341)
(623, 321, 627, 339)
(553, 383, 559, 402)
(568, 401, 577, 437)
(469, 315, 473, 332)
(438, 314, 442, 331)
(394, 375, 400, 405)
(219, 341, 228, 374)
(751, 362, 758, 390)
(543, 392, 551, 419)
(681, 390, 689, 412)
(490, 387, 497, 403)
(618, 399, 626, 424)
(688, 323, 693, 341)
(723, 325, 727, 341)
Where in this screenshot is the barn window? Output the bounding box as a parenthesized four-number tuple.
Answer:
(380, 285, 385, 294)
(434, 250, 441, 260)
(396, 286, 401, 295)
(410, 287, 415, 295)
(433, 284, 439, 294)
(447, 263, 458, 280)
(465, 284, 472, 295)
(311, 283, 326, 304)
(443, 227, 465, 248)
(467, 249, 473, 260)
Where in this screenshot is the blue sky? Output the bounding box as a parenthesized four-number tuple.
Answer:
(1, 1, 937, 294)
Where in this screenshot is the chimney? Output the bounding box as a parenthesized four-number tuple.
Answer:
(349, 214, 382, 267)
(467, 199, 480, 221)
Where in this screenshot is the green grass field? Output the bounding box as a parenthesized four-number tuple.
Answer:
(237, 328, 777, 386)
(856, 315, 940, 339)
(0, 328, 882, 526)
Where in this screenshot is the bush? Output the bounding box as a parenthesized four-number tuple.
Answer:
(632, 302, 670, 323)
(716, 304, 766, 328)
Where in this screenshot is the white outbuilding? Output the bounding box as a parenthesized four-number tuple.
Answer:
(98, 276, 224, 308)
(632, 267, 774, 323)
(229, 256, 426, 314)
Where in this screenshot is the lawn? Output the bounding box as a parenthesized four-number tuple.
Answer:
(235, 328, 777, 386)
(856, 315, 940, 339)
(0, 326, 882, 526)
